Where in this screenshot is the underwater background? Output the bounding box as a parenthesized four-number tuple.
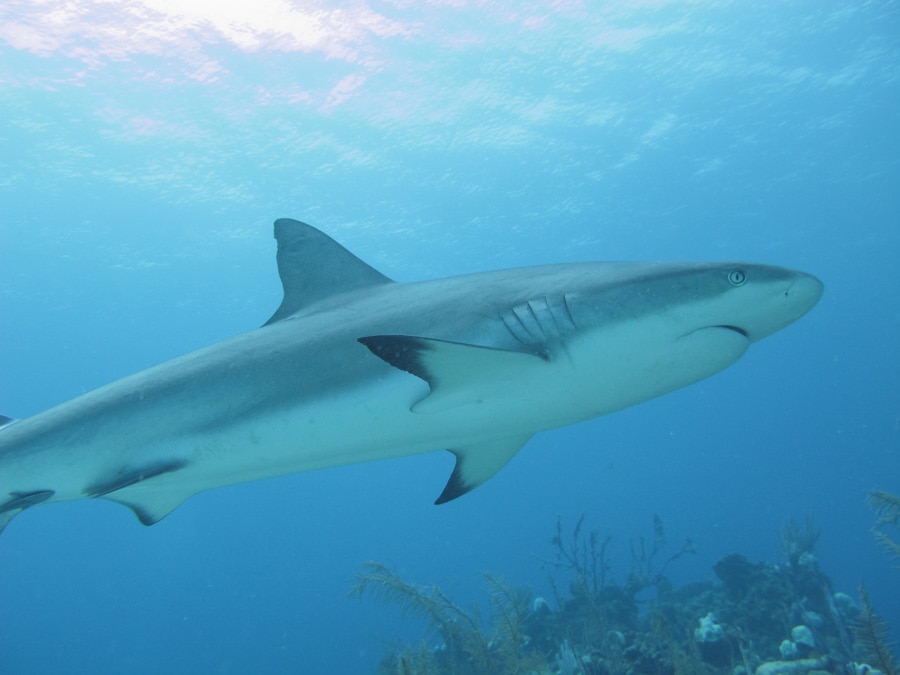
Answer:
(0, 1, 898, 673)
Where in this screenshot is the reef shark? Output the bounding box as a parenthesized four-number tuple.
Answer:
(0, 219, 823, 534)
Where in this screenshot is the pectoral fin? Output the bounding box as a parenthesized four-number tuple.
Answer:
(436, 434, 532, 504)
(358, 335, 548, 413)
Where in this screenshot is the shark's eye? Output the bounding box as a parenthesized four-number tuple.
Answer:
(727, 269, 747, 286)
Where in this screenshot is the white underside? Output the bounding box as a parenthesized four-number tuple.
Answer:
(92, 319, 748, 516)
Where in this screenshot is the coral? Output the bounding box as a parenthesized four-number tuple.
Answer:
(695, 612, 726, 643)
(351, 561, 546, 675)
(482, 572, 536, 669)
(355, 516, 898, 675)
(868, 490, 900, 567)
(555, 639, 582, 675)
(542, 513, 613, 597)
(850, 584, 897, 675)
(868, 491, 900, 526)
(625, 514, 696, 598)
(779, 514, 821, 567)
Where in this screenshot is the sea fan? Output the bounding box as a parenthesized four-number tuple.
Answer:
(350, 561, 481, 637)
(351, 562, 547, 675)
(868, 490, 900, 567)
(350, 561, 492, 672)
(868, 491, 900, 527)
(851, 584, 897, 675)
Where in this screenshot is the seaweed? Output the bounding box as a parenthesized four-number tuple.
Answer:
(483, 573, 528, 660)
(540, 513, 693, 603)
(648, 608, 708, 675)
(351, 561, 545, 675)
(868, 490, 900, 566)
(625, 514, 695, 599)
(850, 584, 897, 675)
(351, 561, 489, 673)
(868, 490, 900, 526)
(543, 513, 612, 597)
(778, 513, 820, 566)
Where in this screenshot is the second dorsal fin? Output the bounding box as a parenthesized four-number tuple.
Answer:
(265, 218, 394, 325)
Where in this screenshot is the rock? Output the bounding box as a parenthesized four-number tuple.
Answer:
(755, 656, 829, 675)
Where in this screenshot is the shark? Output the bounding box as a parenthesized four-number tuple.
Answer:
(0, 219, 823, 534)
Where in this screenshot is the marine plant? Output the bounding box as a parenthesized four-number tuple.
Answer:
(840, 489, 900, 675)
(554, 639, 581, 675)
(624, 513, 696, 599)
(539, 513, 628, 660)
(850, 584, 897, 675)
(482, 571, 537, 669)
(867, 490, 900, 567)
(778, 513, 821, 566)
(647, 607, 708, 675)
(543, 513, 612, 598)
(350, 561, 546, 675)
(536, 513, 697, 671)
(541, 513, 694, 603)
(355, 513, 899, 675)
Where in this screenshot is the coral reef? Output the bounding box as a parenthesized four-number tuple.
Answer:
(355, 515, 897, 675)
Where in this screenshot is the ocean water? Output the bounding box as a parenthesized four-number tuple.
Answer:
(0, 1, 898, 673)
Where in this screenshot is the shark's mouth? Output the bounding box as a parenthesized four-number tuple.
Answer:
(715, 324, 749, 338)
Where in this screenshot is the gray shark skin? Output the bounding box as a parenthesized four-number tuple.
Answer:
(0, 219, 823, 533)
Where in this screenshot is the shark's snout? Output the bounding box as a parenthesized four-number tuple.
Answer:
(741, 269, 824, 342)
(787, 272, 825, 314)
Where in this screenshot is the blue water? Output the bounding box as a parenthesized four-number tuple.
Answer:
(1, 2, 898, 673)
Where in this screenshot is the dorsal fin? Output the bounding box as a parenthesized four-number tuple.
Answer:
(264, 218, 393, 325)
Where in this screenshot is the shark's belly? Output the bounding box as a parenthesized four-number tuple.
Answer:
(160, 320, 750, 495)
(166, 374, 511, 492)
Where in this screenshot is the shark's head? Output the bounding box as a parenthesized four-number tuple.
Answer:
(563, 261, 823, 345)
(540, 262, 825, 413)
(663, 263, 824, 343)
